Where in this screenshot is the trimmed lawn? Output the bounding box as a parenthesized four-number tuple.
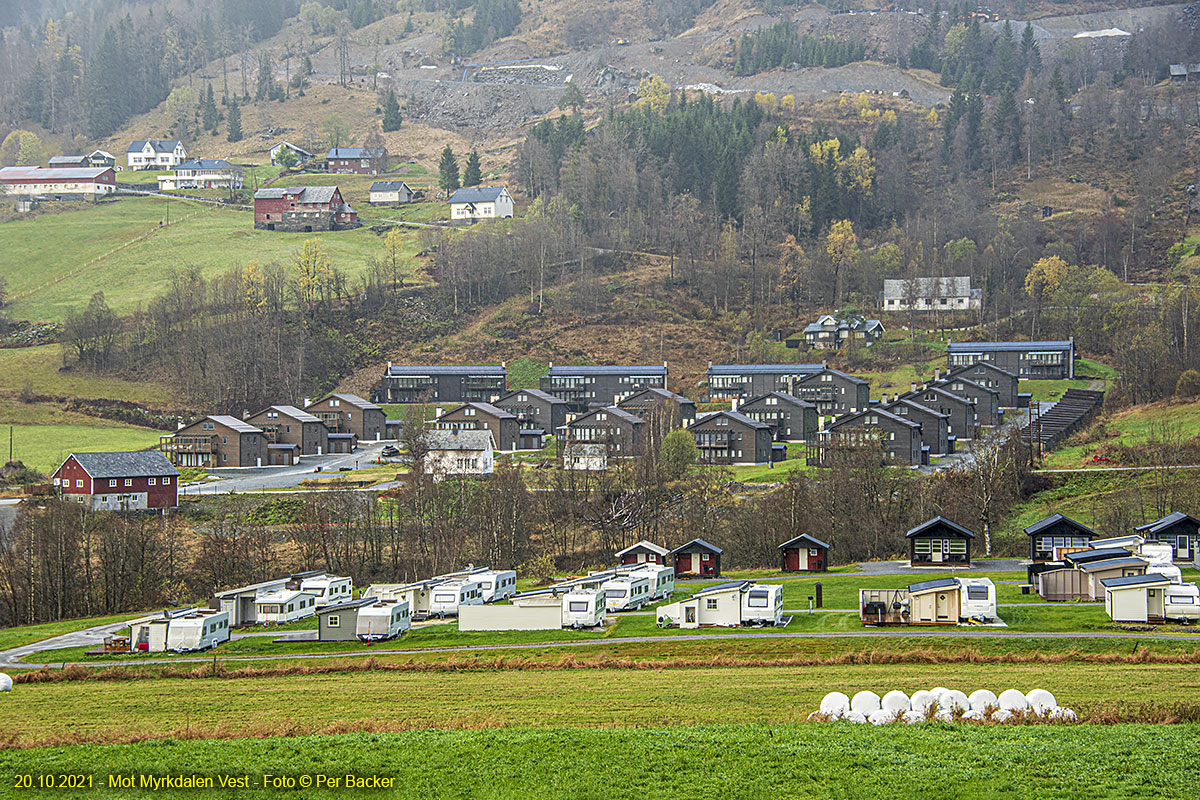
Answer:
(1042, 399, 1200, 469)
(0, 612, 141, 653)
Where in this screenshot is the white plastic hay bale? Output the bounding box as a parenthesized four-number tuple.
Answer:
(881, 690, 911, 715)
(844, 711, 868, 724)
(938, 690, 970, 713)
(0, 673, 11, 692)
(851, 690, 882, 715)
(868, 709, 892, 726)
(1026, 689, 1057, 714)
(998, 689, 1030, 711)
(910, 689, 935, 713)
(1048, 707, 1078, 722)
(990, 708, 1013, 722)
(928, 686, 950, 702)
(961, 709, 985, 722)
(820, 691, 850, 717)
(935, 708, 957, 723)
(968, 689, 998, 712)
(807, 711, 828, 721)
(902, 709, 926, 724)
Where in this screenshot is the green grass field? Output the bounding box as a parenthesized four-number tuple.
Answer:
(0, 345, 168, 404)
(1, 420, 162, 474)
(1, 198, 427, 321)
(1042, 399, 1200, 469)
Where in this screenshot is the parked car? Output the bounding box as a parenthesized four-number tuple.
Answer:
(381, 445, 400, 457)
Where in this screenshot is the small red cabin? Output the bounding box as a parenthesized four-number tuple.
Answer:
(778, 534, 829, 572)
(669, 538, 723, 577)
(615, 540, 668, 566)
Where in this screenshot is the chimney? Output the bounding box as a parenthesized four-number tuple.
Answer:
(501, 360, 506, 369)
(910, 383, 918, 393)
(934, 368, 941, 381)
(242, 409, 250, 420)
(303, 397, 312, 408)
(388, 361, 392, 369)
(548, 361, 553, 370)
(177, 420, 185, 430)
(731, 398, 738, 411)
(822, 360, 828, 369)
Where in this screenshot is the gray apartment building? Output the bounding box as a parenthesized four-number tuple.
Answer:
(736, 392, 818, 442)
(883, 399, 949, 455)
(494, 388, 569, 436)
(945, 340, 1074, 379)
(704, 363, 826, 402)
(540, 364, 667, 412)
(690, 411, 773, 465)
(945, 361, 1020, 408)
(793, 368, 871, 416)
(371, 364, 508, 404)
(823, 408, 923, 465)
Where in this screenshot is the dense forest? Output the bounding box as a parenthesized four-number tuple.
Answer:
(734, 22, 869, 74)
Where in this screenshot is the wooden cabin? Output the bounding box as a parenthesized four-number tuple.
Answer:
(615, 541, 669, 566)
(907, 516, 974, 566)
(1036, 556, 1148, 602)
(778, 534, 829, 572)
(1024, 513, 1097, 562)
(1102, 574, 1175, 623)
(669, 538, 723, 577)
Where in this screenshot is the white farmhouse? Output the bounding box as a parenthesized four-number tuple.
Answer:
(369, 181, 414, 205)
(126, 139, 187, 170)
(423, 428, 495, 479)
(449, 186, 514, 221)
(157, 159, 244, 191)
(882, 276, 981, 312)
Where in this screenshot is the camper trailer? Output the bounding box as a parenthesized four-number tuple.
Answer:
(1140, 543, 1184, 583)
(601, 574, 651, 612)
(628, 564, 675, 600)
(957, 578, 997, 622)
(297, 574, 354, 608)
(164, 610, 230, 652)
(355, 600, 411, 641)
(428, 579, 485, 617)
(740, 584, 784, 626)
(129, 608, 198, 652)
(561, 588, 607, 628)
(474, 570, 518, 602)
(255, 589, 317, 624)
(1165, 584, 1200, 623)
(362, 580, 444, 619)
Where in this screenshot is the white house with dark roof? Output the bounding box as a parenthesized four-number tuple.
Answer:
(52, 451, 180, 511)
(423, 429, 496, 478)
(270, 141, 314, 166)
(126, 139, 187, 170)
(449, 186, 514, 221)
(157, 159, 244, 191)
(882, 276, 981, 311)
(369, 181, 414, 205)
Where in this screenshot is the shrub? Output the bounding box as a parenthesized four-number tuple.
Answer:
(1175, 369, 1200, 398)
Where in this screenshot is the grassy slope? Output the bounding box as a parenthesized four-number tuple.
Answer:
(1, 198, 426, 322)
(1043, 399, 1200, 469)
(0, 345, 168, 404)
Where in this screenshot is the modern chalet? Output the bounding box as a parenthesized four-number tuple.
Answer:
(561, 406, 644, 457)
(933, 374, 1002, 426)
(823, 408, 924, 465)
(616, 387, 697, 427)
(883, 399, 950, 455)
(1024, 513, 1097, 562)
(793, 368, 871, 416)
(253, 186, 359, 231)
(945, 362, 1020, 408)
(52, 451, 180, 511)
(690, 411, 773, 465)
(244, 405, 329, 457)
(704, 363, 824, 401)
(371, 364, 507, 405)
(162, 416, 267, 468)
(907, 516, 974, 566)
(1135, 512, 1200, 562)
(737, 392, 818, 442)
(494, 388, 569, 437)
(946, 339, 1075, 379)
(540, 364, 667, 412)
(778, 534, 830, 572)
(305, 394, 385, 442)
(900, 384, 978, 441)
(801, 314, 885, 349)
(434, 402, 520, 452)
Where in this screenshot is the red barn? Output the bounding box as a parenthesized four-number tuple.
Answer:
(778, 534, 829, 572)
(252, 186, 359, 231)
(52, 451, 180, 511)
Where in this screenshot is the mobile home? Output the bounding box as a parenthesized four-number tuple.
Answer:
(164, 610, 231, 652)
(657, 581, 784, 629)
(1102, 573, 1176, 623)
(562, 588, 607, 628)
(213, 578, 290, 626)
(601, 574, 651, 612)
(625, 564, 675, 600)
(428, 579, 485, 617)
(740, 584, 784, 626)
(295, 572, 354, 608)
(317, 598, 377, 641)
(356, 600, 411, 641)
(1164, 584, 1200, 623)
(474, 569, 517, 602)
(128, 608, 200, 652)
(362, 580, 444, 619)
(255, 589, 317, 624)
(957, 578, 997, 622)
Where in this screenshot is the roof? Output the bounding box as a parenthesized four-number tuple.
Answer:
(1023, 513, 1096, 537)
(1100, 573, 1174, 589)
(885, 399, 949, 419)
(267, 443, 300, 450)
(272, 140, 313, 156)
(256, 589, 312, 602)
(946, 340, 1073, 353)
(175, 159, 239, 171)
(829, 407, 922, 431)
(388, 364, 507, 376)
(128, 139, 181, 153)
(797, 368, 869, 386)
(706, 363, 825, 375)
(48, 155, 86, 165)
(318, 393, 381, 411)
(206, 415, 263, 434)
(905, 384, 972, 405)
(497, 388, 566, 404)
(449, 186, 509, 204)
(935, 376, 998, 397)
(370, 181, 413, 192)
(1077, 557, 1147, 573)
(741, 391, 815, 408)
(802, 317, 884, 335)
(60, 451, 179, 479)
(441, 402, 514, 419)
(0, 166, 112, 181)
(618, 387, 692, 406)
(693, 410, 770, 429)
(316, 597, 377, 615)
(425, 429, 495, 451)
(907, 577, 960, 593)
(255, 405, 322, 424)
(778, 534, 830, 550)
(254, 186, 339, 203)
(615, 540, 669, 558)
(1066, 548, 1134, 564)
(1134, 512, 1199, 534)
(882, 276, 973, 299)
(570, 406, 643, 425)
(691, 580, 750, 597)
(546, 364, 666, 376)
(669, 538, 724, 555)
(906, 516, 975, 539)
(326, 147, 379, 159)
(947, 361, 1017, 379)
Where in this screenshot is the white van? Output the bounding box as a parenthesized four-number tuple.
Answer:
(740, 584, 784, 626)
(475, 570, 517, 603)
(1165, 584, 1200, 623)
(299, 575, 354, 608)
(562, 589, 606, 628)
(356, 600, 411, 641)
(602, 575, 651, 612)
(165, 610, 231, 652)
(429, 579, 485, 617)
(629, 564, 675, 600)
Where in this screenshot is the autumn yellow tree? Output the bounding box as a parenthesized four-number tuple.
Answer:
(1025, 255, 1068, 337)
(825, 220, 859, 303)
(780, 94, 795, 112)
(294, 238, 336, 316)
(383, 227, 405, 289)
(634, 74, 672, 113)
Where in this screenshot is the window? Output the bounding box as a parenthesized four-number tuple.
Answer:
(123, 479, 131, 487)
(748, 590, 769, 608)
(148, 478, 156, 485)
(76, 479, 83, 488)
(702, 553, 710, 561)
(109, 479, 117, 487)
(705, 598, 718, 610)
(163, 477, 170, 485)
(966, 586, 989, 600)
(568, 601, 588, 613)
(328, 615, 340, 628)
(1168, 596, 1197, 605)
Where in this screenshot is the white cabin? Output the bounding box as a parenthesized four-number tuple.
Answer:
(428, 579, 485, 616)
(626, 564, 675, 600)
(165, 610, 230, 652)
(474, 569, 517, 602)
(255, 589, 317, 624)
(448, 186, 514, 221)
(299, 574, 354, 608)
(740, 584, 784, 626)
(657, 581, 783, 629)
(1102, 573, 1176, 623)
(355, 600, 411, 641)
(602, 575, 651, 612)
(562, 588, 606, 628)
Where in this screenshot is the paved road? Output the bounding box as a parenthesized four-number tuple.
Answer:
(0, 619, 133, 669)
(181, 441, 398, 495)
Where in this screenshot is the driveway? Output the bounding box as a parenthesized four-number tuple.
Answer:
(852, 558, 1025, 575)
(181, 441, 397, 495)
(0, 619, 134, 669)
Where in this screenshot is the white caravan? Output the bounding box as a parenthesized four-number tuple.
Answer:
(165, 610, 230, 652)
(428, 579, 485, 617)
(299, 574, 354, 608)
(740, 584, 784, 626)
(355, 600, 411, 641)
(1165, 583, 1200, 623)
(255, 589, 317, 624)
(602, 575, 651, 612)
(629, 564, 674, 600)
(958, 577, 998, 622)
(1140, 543, 1183, 583)
(562, 588, 606, 628)
(475, 570, 518, 602)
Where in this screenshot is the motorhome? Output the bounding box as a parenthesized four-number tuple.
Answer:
(626, 564, 675, 600)
(474, 569, 518, 602)
(561, 588, 606, 628)
(601, 574, 651, 612)
(1165, 583, 1200, 623)
(362, 580, 443, 619)
(740, 584, 784, 626)
(428, 579, 485, 617)
(255, 589, 317, 624)
(164, 610, 230, 652)
(297, 573, 354, 608)
(355, 600, 411, 641)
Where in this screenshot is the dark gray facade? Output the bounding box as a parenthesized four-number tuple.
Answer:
(563, 406, 645, 457)
(371, 364, 507, 405)
(901, 386, 977, 441)
(434, 402, 520, 452)
(616, 388, 697, 427)
(690, 411, 773, 465)
(884, 399, 949, 455)
(704, 363, 824, 401)
(540, 364, 667, 412)
(825, 408, 923, 465)
(494, 389, 569, 436)
(737, 392, 818, 442)
(793, 369, 871, 416)
(946, 340, 1074, 379)
(316, 598, 375, 641)
(935, 376, 1001, 426)
(945, 362, 1019, 408)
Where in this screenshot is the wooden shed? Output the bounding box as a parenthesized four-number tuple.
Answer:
(1036, 556, 1148, 602)
(1024, 513, 1097, 562)
(907, 516, 974, 566)
(778, 534, 830, 572)
(907, 577, 961, 625)
(669, 538, 723, 577)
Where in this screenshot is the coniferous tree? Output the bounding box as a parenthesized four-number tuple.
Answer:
(1020, 22, 1043, 76)
(463, 150, 482, 187)
(439, 145, 460, 192)
(202, 83, 219, 133)
(382, 89, 402, 132)
(227, 96, 242, 142)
